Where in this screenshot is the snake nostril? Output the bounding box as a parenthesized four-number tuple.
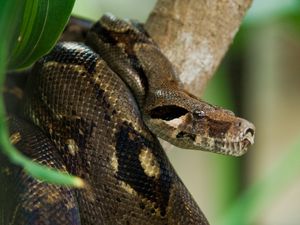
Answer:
(245, 128, 255, 136)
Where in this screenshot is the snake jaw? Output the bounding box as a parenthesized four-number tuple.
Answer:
(187, 116, 255, 156)
(147, 117, 255, 156)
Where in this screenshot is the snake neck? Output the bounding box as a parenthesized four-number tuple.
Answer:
(86, 14, 255, 156)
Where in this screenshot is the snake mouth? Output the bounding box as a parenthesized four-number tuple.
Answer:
(223, 124, 255, 156)
(224, 127, 255, 156)
(174, 129, 255, 156)
(222, 129, 255, 156)
(215, 139, 253, 156)
(188, 128, 255, 156)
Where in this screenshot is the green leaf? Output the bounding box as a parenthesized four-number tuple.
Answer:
(0, 0, 84, 188)
(245, 0, 300, 24)
(8, 0, 76, 69)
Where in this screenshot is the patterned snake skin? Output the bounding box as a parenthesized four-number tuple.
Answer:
(0, 14, 255, 224)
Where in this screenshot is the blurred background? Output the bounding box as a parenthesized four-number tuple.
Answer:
(72, 1, 300, 224)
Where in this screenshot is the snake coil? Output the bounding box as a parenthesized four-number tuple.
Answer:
(0, 14, 255, 225)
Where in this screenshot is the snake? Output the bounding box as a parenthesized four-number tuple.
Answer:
(0, 14, 255, 225)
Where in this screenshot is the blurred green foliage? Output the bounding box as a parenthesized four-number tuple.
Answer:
(219, 138, 300, 225)
(72, 0, 156, 22)
(218, 1, 300, 224)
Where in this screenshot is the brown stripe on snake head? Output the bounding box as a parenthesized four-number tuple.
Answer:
(115, 121, 171, 217)
(206, 117, 232, 139)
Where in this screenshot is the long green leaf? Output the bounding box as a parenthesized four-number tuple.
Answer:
(8, 0, 76, 69)
(0, 0, 84, 188)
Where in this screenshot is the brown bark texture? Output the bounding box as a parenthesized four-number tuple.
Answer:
(145, 0, 252, 96)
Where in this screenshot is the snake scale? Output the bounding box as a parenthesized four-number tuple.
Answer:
(0, 14, 255, 225)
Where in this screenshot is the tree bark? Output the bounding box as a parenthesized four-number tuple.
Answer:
(145, 0, 252, 96)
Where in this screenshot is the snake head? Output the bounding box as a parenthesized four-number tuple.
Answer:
(143, 90, 255, 156)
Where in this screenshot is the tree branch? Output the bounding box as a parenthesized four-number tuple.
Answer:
(145, 0, 252, 96)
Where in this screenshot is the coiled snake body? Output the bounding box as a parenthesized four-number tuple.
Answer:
(0, 14, 255, 224)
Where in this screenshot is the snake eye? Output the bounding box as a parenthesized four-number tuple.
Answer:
(193, 110, 205, 119)
(149, 105, 189, 121)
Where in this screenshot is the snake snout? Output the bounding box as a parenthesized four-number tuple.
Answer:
(239, 119, 255, 145)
